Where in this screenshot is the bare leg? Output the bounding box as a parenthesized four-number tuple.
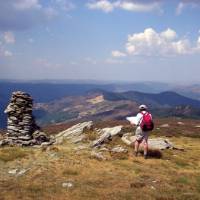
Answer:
(143, 139, 148, 158)
(134, 140, 141, 156)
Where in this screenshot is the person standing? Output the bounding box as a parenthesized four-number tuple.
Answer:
(128, 104, 154, 159)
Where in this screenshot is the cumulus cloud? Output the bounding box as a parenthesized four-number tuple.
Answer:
(111, 50, 126, 57)
(86, 0, 162, 13)
(114, 28, 200, 57)
(160, 28, 177, 41)
(87, 0, 114, 13)
(4, 31, 15, 44)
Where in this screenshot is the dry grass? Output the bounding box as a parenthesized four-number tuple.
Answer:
(0, 147, 32, 162)
(0, 118, 200, 199)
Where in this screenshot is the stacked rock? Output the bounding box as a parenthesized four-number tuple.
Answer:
(2, 91, 52, 146)
(4, 91, 37, 137)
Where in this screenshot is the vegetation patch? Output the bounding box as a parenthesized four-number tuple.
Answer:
(173, 158, 189, 167)
(83, 130, 98, 141)
(62, 168, 79, 176)
(176, 176, 189, 185)
(0, 147, 31, 162)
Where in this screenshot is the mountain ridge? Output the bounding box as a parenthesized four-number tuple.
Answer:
(2, 82, 200, 128)
(32, 89, 200, 126)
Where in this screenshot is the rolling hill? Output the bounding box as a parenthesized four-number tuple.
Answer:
(2, 81, 200, 128)
(32, 90, 200, 126)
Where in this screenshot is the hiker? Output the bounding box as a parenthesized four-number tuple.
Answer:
(127, 105, 154, 159)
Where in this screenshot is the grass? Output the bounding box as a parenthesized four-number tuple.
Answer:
(176, 176, 189, 184)
(0, 147, 32, 162)
(62, 168, 79, 176)
(0, 118, 200, 199)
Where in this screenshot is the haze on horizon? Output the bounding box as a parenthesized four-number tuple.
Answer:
(0, 0, 200, 83)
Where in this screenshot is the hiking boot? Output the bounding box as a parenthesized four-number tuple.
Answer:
(144, 154, 148, 159)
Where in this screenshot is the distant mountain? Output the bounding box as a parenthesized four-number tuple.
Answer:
(120, 91, 200, 108)
(89, 90, 200, 108)
(32, 90, 200, 126)
(33, 91, 138, 125)
(1, 81, 200, 128)
(172, 84, 200, 101)
(0, 82, 115, 128)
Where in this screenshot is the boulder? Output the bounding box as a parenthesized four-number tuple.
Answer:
(90, 151, 106, 161)
(160, 124, 170, 128)
(92, 125, 122, 147)
(55, 121, 93, 144)
(121, 133, 183, 150)
(111, 146, 128, 153)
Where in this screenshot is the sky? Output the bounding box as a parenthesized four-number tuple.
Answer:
(0, 0, 200, 83)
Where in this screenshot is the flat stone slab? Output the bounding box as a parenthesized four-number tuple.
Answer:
(111, 145, 128, 153)
(121, 133, 183, 150)
(55, 121, 93, 144)
(92, 125, 122, 147)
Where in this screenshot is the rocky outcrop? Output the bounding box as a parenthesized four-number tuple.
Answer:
(1, 91, 51, 147)
(121, 133, 183, 150)
(92, 125, 122, 147)
(55, 121, 93, 144)
(111, 145, 128, 153)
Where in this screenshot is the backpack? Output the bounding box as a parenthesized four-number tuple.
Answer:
(140, 112, 154, 131)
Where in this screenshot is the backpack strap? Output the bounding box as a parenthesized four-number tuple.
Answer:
(138, 111, 147, 126)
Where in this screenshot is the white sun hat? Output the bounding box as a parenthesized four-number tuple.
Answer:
(139, 104, 147, 110)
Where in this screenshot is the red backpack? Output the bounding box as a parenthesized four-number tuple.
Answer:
(140, 112, 154, 131)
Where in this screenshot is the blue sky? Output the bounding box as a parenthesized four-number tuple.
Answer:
(1, 0, 200, 83)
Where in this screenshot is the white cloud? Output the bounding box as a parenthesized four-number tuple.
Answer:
(4, 50, 13, 57)
(116, 1, 161, 12)
(114, 28, 200, 57)
(176, 1, 200, 15)
(87, 0, 114, 13)
(0, 42, 13, 58)
(4, 31, 15, 44)
(176, 2, 185, 15)
(84, 57, 97, 65)
(87, 0, 162, 13)
(0, 1, 76, 31)
(13, 0, 42, 10)
(111, 50, 126, 57)
(44, 7, 58, 19)
(161, 28, 177, 41)
(55, 0, 76, 11)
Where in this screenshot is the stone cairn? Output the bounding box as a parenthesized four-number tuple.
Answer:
(1, 91, 53, 146)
